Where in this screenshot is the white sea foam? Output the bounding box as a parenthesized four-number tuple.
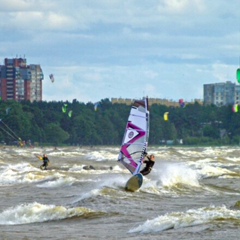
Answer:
(188, 159, 236, 178)
(87, 150, 117, 161)
(0, 163, 48, 185)
(153, 162, 200, 188)
(0, 202, 94, 225)
(129, 205, 240, 233)
(36, 176, 77, 188)
(0, 161, 77, 186)
(73, 189, 102, 203)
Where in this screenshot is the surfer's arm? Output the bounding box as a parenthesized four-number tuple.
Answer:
(143, 157, 149, 163)
(142, 151, 148, 163)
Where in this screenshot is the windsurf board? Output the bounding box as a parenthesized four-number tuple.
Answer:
(125, 173, 143, 192)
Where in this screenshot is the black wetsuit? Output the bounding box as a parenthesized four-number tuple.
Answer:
(41, 156, 49, 170)
(140, 156, 155, 176)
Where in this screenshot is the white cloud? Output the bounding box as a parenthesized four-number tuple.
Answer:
(0, 0, 239, 103)
(0, 0, 46, 11)
(157, 0, 206, 15)
(212, 63, 237, 83)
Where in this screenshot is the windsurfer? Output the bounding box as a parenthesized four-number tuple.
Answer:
(41, 154, 50, 170)
(140, 154, 155, 176)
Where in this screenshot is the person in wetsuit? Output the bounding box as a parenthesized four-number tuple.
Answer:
(140, 154, 155, 176)
(41, 154, 50, 170)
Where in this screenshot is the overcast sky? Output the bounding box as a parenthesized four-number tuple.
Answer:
(0, 0, 239, 103)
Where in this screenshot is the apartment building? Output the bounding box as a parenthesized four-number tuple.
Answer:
(0, 58, 44, 102)
(204, 81, 240, 106)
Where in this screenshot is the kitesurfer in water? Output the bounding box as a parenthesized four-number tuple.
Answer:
(140, 154, 155, 176)
(41, 154, 50, 170)
(83, 165, 113, 171)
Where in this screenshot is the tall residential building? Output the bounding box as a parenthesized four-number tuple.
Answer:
(0, 58, 44, 102)
(204, 81, 240, 106)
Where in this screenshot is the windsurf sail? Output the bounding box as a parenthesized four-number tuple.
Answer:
(118, 97, 149, 175)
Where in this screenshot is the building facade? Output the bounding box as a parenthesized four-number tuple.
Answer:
(0, 58, 44, 102)
(204, 81, 240, 106)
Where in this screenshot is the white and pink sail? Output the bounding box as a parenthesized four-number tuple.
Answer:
(118, 97, 149, 175)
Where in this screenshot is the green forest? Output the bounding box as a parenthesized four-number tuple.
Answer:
(0, 99, 239, 146)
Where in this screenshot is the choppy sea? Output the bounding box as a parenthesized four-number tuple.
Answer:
(0, 145, 240, 239)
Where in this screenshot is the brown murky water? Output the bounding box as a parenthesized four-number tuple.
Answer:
(0, 146, 240, 239)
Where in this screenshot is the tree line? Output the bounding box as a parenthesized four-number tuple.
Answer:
(0, 99, 239, 146)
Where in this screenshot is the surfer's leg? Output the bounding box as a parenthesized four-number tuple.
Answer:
(43, 162, 47, 170)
